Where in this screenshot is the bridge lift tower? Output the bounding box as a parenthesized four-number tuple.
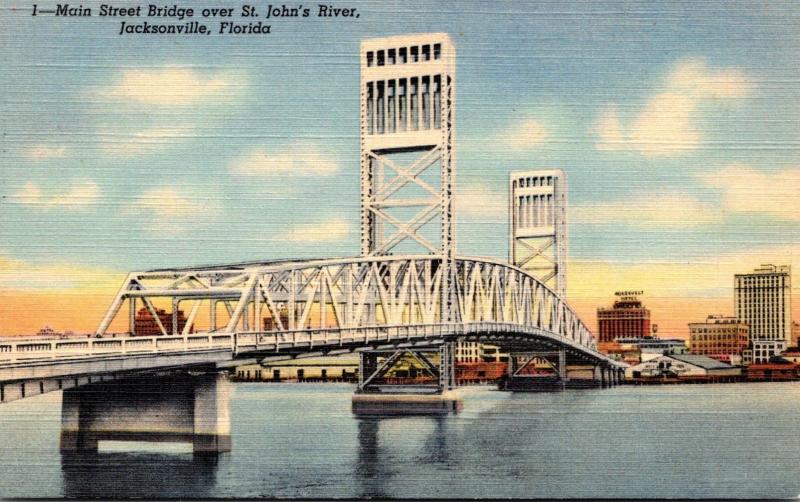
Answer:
(509, 170, 567, 298)
(356, 33, 459, 402)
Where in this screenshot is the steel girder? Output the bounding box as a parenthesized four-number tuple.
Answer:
(95, 255, 596, 353)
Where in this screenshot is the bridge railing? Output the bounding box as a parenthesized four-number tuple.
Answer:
(0, 321, 622, 367)
(0, 333, 235, 364)
(233, 321, 580, 354)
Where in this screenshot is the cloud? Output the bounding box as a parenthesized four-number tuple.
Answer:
(571, 193, 723, 228)
(133, 187, 216, 219)
(628, 92, 700, 155)
(456, 183, 507, 218)
(698, 163, 800, 221)
(667, 59, 752, 99)
(500, 119, 549, 150)
(130, 187, 221, 235)
(229, 141, 339, 177)
(566, 243, 800, 299)
(10, 181, 101, 209)
(97, 67, 242, 106)
(27, 145, 67, 160)
(0, 254, 121, 292)
(102, 126, 196, 157)
(285, 218, 351, 243)
(594, 58, 752, 156)
(593, 106, 626, 151)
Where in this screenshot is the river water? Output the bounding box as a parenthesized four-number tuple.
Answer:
(1, 382, 799, 498)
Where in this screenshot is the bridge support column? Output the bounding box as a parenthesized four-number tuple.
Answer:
(352, 343, 461, 415)
(501, 350, 567, 392)
(60, 372, 231, 454)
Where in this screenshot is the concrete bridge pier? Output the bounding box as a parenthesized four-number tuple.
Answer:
(599, 366, 623, 388)
(500, 356, 623, 390)
(60, 372, 231, 454)
(351, 342, 461, 415)
(594, 365, 605, 387)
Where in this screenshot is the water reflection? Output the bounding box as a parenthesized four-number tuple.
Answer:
(61, 451, 218, 498)
(355, 415, 450, 498)
(355, 418, 385, 497)
(2, 383, 794, 499)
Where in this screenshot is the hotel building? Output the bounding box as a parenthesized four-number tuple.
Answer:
(597, 291, 651, 343)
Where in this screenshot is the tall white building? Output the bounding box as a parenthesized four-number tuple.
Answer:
(734, 264, 792, 364)
(509, 170, 567, 297)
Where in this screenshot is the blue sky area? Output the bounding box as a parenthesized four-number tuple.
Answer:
(2, 0, 799, 273)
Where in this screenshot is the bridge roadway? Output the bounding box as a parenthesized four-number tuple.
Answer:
(0, 320, 623, 403)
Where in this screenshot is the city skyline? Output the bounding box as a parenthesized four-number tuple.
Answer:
(2, 0, 799, 338)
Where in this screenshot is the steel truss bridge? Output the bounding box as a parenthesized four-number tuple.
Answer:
(0, 33, 625, 428)
(1, 255, 621, 386)
(96, 255, 602, 353)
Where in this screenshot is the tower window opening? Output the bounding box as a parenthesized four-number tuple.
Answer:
(399, 47, 407, 63)
(387, 80, 396, 133)
(366, 51, 374, 67)
(377, 50, 385, 66)
(433, 75, 441, 129)
(434, 43, 441, 59)
(422, 44, 431, 61)
(410, 77, 419, 131)
(388, 48, 396, 65)
(398, 78, 407, 131)
(367, 82, 374, 135)
(421, 76, 430, 129)
(376, 81, 385, 134)
(410, 46, 419, 62)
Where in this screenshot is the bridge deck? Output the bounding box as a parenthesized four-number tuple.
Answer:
(0, 322, 624, 377)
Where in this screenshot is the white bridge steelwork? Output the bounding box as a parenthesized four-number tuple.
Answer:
(0, 33, 626, 413)
(95, 255, 596, 346)
(0, 255, 621, 383)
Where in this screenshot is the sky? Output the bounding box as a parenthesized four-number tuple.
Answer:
(1, 0, 799, 337)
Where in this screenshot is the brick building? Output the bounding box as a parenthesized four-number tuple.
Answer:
(597, 291, 651, 343)
(688, 315, 749, 364)
(134, 307, 189, 336)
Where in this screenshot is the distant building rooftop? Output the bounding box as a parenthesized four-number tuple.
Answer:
(669, 353, 735, 370)
(735, 264, 790, 277)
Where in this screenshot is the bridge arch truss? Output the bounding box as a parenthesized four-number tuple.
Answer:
(95, 255, 612, 362)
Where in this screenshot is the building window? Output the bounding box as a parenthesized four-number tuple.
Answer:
(366, 51, 374, 67)
(434, 43, 441, 59)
